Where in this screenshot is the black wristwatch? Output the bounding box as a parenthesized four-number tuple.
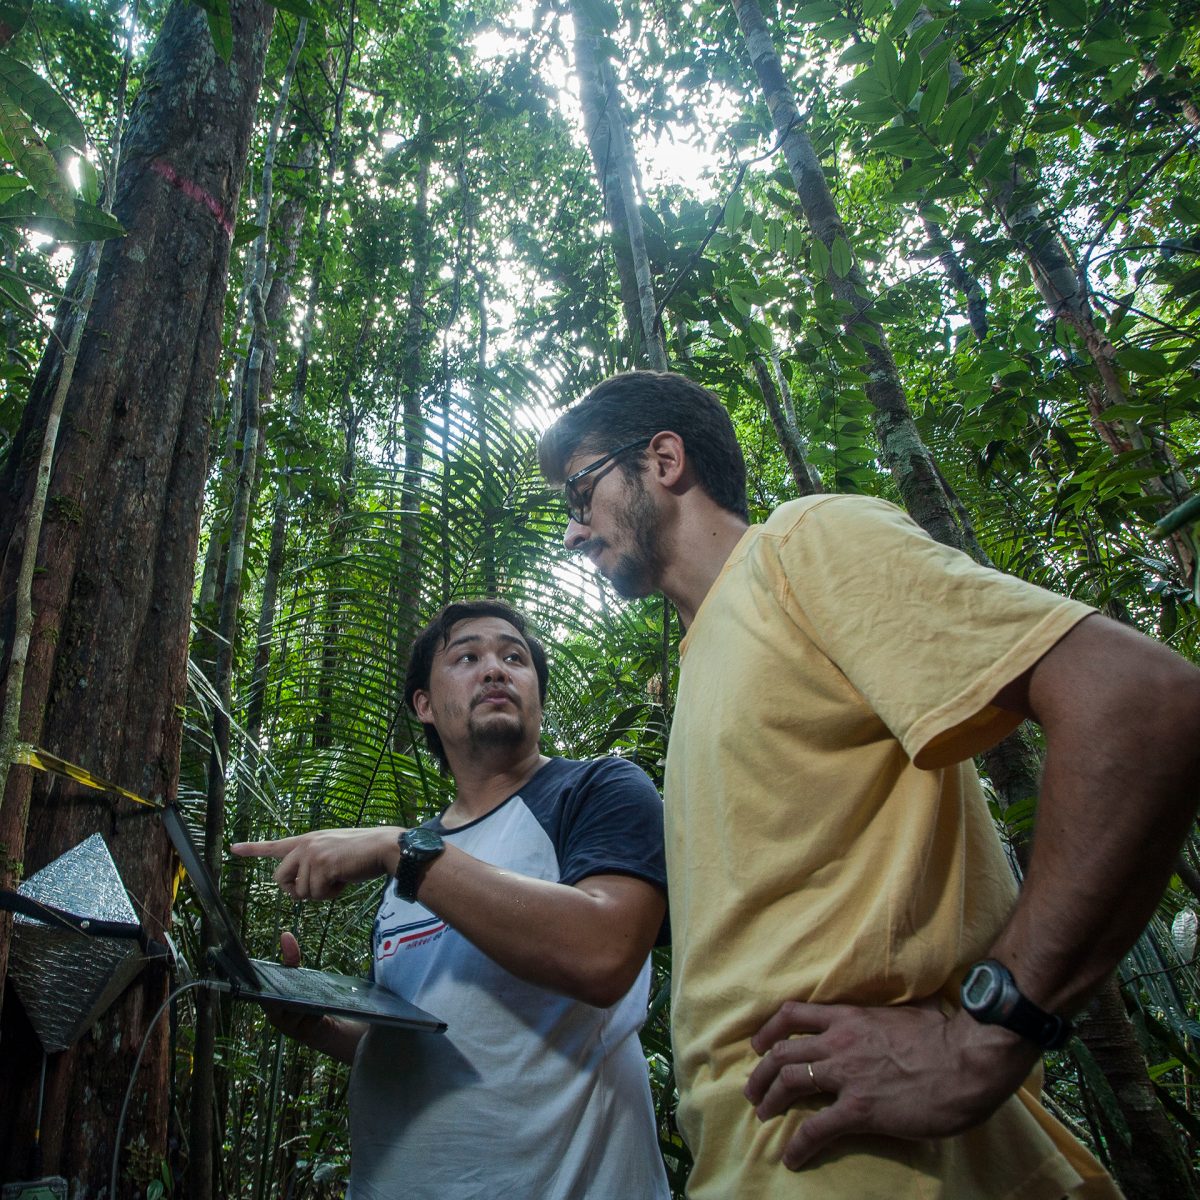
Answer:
(960, 959, 1073, 1050)
(393, 827, 445, 902)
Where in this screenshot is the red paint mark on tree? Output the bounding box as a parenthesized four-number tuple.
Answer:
(151, 159, 234, 237)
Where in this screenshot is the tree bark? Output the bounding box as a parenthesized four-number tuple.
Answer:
(0, 1, 273, 1193)
(571, 1, 668, 369)
(751, 354, 821, 495)
(732, 0, 959, 547)
(904, 2, 1196, 584)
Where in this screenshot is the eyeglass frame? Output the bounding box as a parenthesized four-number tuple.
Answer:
(562, 437, 653, 525)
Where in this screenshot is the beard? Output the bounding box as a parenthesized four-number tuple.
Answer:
(606, 472, 667, 599)
(466, 702, 529, 756)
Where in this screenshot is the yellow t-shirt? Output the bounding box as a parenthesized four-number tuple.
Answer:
(665, 495, 1119, 1199)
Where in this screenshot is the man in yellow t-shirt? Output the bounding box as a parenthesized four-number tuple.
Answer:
(539, 370, 1200, 1199)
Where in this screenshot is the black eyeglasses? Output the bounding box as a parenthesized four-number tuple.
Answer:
(563, 438, 652, 525)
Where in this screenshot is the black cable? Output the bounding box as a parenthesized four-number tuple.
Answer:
(109, 979, 226, 1200)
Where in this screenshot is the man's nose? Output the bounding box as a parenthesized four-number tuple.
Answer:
(481, 655, 510, 679)
(564, 517, 588, 551)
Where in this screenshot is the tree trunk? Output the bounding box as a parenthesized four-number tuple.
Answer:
(571, 1, 668, 369)
(732, 0, 959, 548)
(0, 1, 273, 1193)
(904, 2, 1196, 584)
(751, 354, 821, 495)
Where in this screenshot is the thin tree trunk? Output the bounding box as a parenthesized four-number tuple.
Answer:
(472, 271, 497, 597)
(922, 214, 988, 340)
(391, 129, 434, 730)
(751, 354, 821, 495)
(732, 0, 959, 548)
(572, 7, 643, 356)
(904, 3, 1196, 584)
(0, 2, 274, 1193)
(571, 2, 668, 369)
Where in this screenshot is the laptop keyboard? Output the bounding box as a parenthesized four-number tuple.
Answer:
(252, 959, 379, 1009)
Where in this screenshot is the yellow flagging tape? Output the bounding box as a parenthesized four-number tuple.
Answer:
(12, 743, 162, 809)
(13, 739, 189, 902)
(11, 745, 187, 900)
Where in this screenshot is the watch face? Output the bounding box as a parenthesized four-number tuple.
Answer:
(962, 963, 1001, 1009)
(405, 827, 444, 857)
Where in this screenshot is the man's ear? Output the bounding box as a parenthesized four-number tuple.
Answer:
(647, 430, 687, 489)
(412, 689, 434, 724)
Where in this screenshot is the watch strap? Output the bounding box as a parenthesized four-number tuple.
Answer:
(393, 828, 444, 902)
(962, 959, 1074, 1051)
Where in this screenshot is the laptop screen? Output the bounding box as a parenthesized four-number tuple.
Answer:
(161, 804, 261, 989)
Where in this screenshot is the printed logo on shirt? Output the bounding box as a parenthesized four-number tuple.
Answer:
(375, 913, 446, 960)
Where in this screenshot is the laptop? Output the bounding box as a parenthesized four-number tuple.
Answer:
(162, 804, 445, 1033)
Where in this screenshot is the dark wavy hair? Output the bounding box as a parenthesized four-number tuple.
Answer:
(538, 371, 748, 521)
(404, 599, 549, 772)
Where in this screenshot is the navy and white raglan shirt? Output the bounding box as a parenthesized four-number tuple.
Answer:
(346, 756, 671, 1200)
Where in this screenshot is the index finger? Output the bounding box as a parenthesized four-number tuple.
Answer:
(231, 836, 301, 859)
(751, 1000, 837, 1055)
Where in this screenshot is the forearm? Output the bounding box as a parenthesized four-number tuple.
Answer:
(271, 1012, 366, 1065)
(414, 845, 662, 1006)
(239, 825, 663, 1007)
(989, 618, 1200, 1015)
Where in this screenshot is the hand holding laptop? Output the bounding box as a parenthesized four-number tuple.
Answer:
(262, 931, 368, 1064)
(232, 827, 404, 901)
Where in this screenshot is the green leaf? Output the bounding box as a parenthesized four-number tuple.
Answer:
(0, 0, 31, 44)
(838, 43, 875, 67)
(896, 49, 923, 106)
(1119, 347, 1171, 376)
(874, 36, 900, 93)
(234, 221, 265, 249)
(919, 69, 950, 125)
(957, 0, 997, 16)
(973, 135, 1008, 179)
(831, 235, 854, 278)
(1031, 112, 1077, 134)
(937, 94, 974, 149)
(867, 124, 932, 157)
(1015, 61, 1038, 101)
(0, 262, 31, 310)
(906, 19, 946, 55)
(77, 156, 99, 206)
(890, 162, 940, 199)
(1157, 32, 1185, 74)
(0, 53, 87, 149)
(750, 212, 766, 246)
(192, 0, 233, 63)
(0, 192, 125, 241)
(1105, 60, 1140, 100)
(0, 90, 72, 219)
(848, 99, 903, 127)
(810, 237, 831, 278)
(784, 225, 805, 258)
(886, 0, 924, 37)
(1082, 38, 1130, 66)
(747, 319, 773, 351)
(724, 191, 745, 232)
(920, 41, 954, 77)
(1151, 494, 1200, 540)
(1044, 0, 1087, 27)
(816, 17, 857, 39)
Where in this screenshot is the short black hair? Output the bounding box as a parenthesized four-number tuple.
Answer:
(404, 599, 549, 772)
(538, 371, 749, 521)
